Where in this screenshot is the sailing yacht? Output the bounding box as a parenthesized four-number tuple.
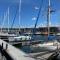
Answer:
(30, 0, 60, 51)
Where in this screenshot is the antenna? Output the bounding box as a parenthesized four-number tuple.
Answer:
(19, 0, 21, 33)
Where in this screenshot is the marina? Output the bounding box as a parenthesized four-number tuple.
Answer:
(0, 0, 60, 60)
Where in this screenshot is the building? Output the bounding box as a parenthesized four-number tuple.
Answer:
(0, 27, 59, 35)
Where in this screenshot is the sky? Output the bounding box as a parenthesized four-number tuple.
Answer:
(0, 0, 60, 28)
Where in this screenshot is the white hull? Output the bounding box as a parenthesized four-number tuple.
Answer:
(31, 42, 59, 51)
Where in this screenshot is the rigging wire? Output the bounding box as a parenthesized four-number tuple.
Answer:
(11, 6, 18, 28)
(32, 0, 44, 36)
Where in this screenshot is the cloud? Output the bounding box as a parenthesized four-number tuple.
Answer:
(34, 6, 39, 10)
(32, 17, 36, 20)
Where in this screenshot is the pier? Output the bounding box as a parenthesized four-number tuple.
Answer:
(0, 39, 35, 60)
(9, 40, 44, 45)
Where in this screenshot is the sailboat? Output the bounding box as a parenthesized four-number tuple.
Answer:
(30, 0, 60, 51)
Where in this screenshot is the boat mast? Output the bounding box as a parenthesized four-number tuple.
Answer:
(1, 15, 2, 32)
(47, 0, 51, 37)
(19, 0, 21, 33)
(8, 7, 9, 33)
(1, 13, 5, 32)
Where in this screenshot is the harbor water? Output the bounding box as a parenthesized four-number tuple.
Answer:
(15, 35, 60, 53)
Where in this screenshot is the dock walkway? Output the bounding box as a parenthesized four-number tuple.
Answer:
(0, 39, 35, 60)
